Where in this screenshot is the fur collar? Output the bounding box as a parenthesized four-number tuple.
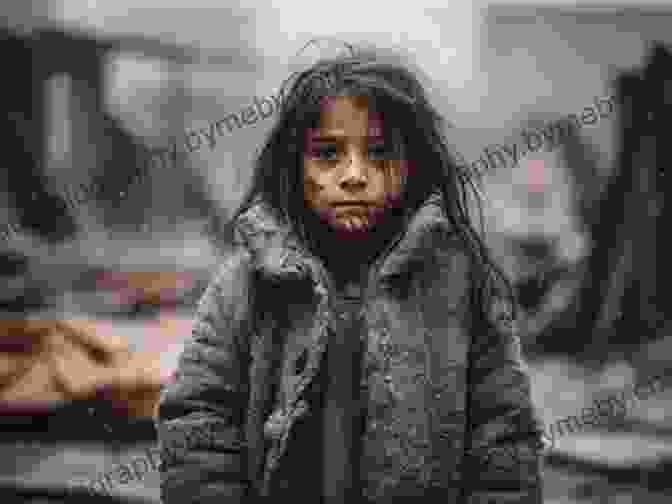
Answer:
(233, 192, 456, 286)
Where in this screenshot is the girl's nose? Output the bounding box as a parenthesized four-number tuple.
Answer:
(339, 155, 368, 190)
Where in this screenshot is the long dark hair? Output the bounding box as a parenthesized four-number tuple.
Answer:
(229, 41, 516, 321)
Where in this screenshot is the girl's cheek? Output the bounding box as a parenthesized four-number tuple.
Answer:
(303, 178, 320, 210)
(381, 161, 407, 201)
(303, 170, 327, 197)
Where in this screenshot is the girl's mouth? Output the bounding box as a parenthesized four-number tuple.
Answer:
(336, 204, 368, 211)
(334, 200, 369, 206)
(333, 203, 372, 213)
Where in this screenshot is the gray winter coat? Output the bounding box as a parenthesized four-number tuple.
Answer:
(155, 193, 545, 503)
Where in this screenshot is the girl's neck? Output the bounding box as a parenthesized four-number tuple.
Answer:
(303, 207, 406, 288)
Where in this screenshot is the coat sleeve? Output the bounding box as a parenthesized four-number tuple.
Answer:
(155, 250, 254, 504)
(461, 294, 546, 504)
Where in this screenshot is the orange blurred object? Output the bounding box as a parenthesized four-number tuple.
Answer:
(96, 271, 194, 306)
(0, 318, 164, 418)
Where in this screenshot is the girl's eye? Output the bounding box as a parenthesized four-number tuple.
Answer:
(368, 143, 395, 161)
(308, 145, 339, 161)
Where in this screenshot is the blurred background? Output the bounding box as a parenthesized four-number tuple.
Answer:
(0, 1, 669, 502)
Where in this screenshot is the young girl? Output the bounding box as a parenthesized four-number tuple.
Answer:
(156, 46, 545, 503)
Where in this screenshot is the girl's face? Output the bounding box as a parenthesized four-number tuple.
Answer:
(303, 95, 407, 235)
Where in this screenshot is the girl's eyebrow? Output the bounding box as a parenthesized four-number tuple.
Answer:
(308, 131, 387, 142)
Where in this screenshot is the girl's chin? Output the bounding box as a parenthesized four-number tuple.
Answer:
(329, 218, 374, 237)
